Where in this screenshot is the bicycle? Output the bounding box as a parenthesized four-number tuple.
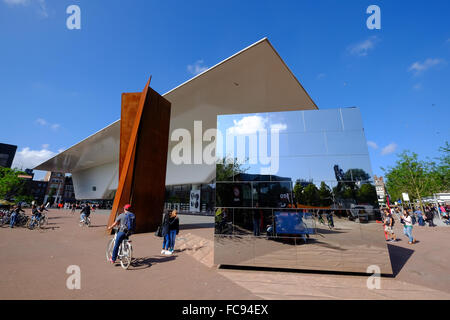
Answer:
(106, 228, 133, 269)
(27, 215, 42, 230)
(79, 215, 91, 227)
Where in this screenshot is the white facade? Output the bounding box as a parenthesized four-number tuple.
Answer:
(34, 38, 317, 199)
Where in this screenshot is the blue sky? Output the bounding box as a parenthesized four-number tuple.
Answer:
(1, 0, 449, 180)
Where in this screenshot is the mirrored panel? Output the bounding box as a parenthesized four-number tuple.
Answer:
(215, 108, 392, 275)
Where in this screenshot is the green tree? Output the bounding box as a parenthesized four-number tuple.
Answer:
(0, 167, 26, 201)
(382, 151, 438, 212)
(318, 181, 333, 206)
(216, 157, 248, 181)
(435, 141, 450, 192)
(303, 184, 320, 206)
(293, 181, 304, 204)
(357, 183, 377, 205)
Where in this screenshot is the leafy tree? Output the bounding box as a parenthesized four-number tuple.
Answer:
(0, 167, 26, 201)
(342, 169, 370, 182)
(216, 157, 248, 181)
(293, 180, 305, 204)
(435, 141, 450, 191)
(318, 181, 333, 206)
(382, 151, 438, 212)
(357, 183, 377, 206)
(303, 184, 320, 206)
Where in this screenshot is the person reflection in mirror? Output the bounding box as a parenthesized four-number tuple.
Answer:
(253, 203, 262, 236)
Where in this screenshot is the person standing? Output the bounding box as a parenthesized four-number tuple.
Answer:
(166, 210, 180, 255)
(252, 203, 261, 236)
(415, 207, 425, 226)
(161, 210, 171, 255)
(401, 210, 416, 244)
(425, 206, 436, 227)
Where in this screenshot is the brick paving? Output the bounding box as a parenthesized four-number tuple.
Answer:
(0, 209, 449, 299)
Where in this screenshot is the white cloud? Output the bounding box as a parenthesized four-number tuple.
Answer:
(187, 60, 208, 75)
(227, 115, 287, 135)
(381, 143, 397, 155)
(42, 143, 49, 149)
(348, 36, 379, 56)
(3, 0, 29, 5)
(413, 83, 422, 90)
(228, 116, 268, 135)
(408, 58, 446, 75)
(36, 118, 47, 126)
(270, 123, 287, 132)
(367, 141, 378, 149)
(317, 73, 326, 80)
(12, 146, 55, 170)
(35, 118, 61, 130)
(3, 0, 48, 18)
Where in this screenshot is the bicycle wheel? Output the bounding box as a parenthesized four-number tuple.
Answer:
(19, 216, 29, 227)
(28, 219, 36, 230)
(120, 241, 132, 270)
(106, 238, 114, 261)
(39, 217, 47, 228)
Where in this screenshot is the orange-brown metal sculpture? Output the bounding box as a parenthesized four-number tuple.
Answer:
(107, 77, 171, 234)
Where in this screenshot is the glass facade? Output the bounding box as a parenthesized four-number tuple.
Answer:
(215, 108, 393, 275)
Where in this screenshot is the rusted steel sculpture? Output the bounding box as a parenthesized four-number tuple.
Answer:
(107, 77, 171, 234)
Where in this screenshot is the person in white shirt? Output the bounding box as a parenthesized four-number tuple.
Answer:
(401, 210, 416, 244)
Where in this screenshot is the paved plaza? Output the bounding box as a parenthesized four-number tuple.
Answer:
(0, 209, 449, 300)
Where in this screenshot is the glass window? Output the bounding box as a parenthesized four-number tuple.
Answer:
(304, 108, 343, 132)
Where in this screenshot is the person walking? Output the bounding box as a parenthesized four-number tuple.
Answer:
(415, 207, 425, 226)
(161, 210, 171, 255)
(167, 210, 180, 255)
(401, 210, 416, 244)
(383, 209, 396, 242)
(425, 206, 436, 227)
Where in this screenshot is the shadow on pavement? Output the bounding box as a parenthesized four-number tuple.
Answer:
(128, 255, 176, 270)
(89, 225, 107, 228)
(180, 223, 214, 230)
(387, 243, 414, 277)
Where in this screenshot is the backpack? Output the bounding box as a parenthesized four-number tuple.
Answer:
(124, 212, 136, 235)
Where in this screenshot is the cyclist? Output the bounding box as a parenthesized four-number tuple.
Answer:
(326, 211, 334, 228)
(29, 204, 42, 227)
(10, 204, 25, 228)
(80, 203, 91, 224)
(107, 204, 134, 264)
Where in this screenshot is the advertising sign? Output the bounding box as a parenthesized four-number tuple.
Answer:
(190, 190, 201, 212)
(402, 193, 410, 202)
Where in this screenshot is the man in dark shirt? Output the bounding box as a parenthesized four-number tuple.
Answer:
(80, 204, 91, 223)
(9, 205, 24, 228)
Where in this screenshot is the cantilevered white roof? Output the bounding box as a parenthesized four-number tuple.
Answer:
(35, 38, 317, 187)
